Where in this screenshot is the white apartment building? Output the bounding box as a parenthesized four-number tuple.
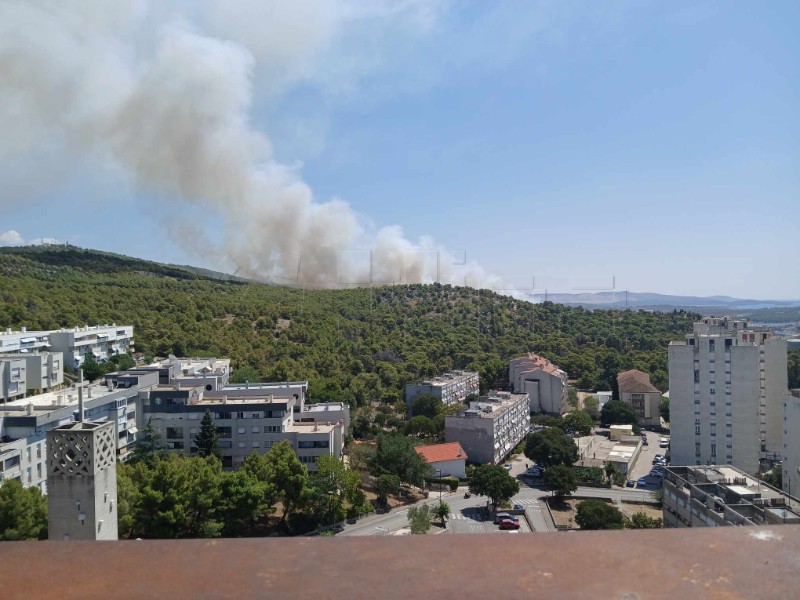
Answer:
(143, 381, 348, 472)
(509, 353, 568, 414)
(444, 391, 529, 464)
(48, 324, 134, 368)
(405, 371, 480, 413)
(1, 352, 64, 400)
(0, 327, 51, 354)
(781, 391, 800, 498)
(669, 317, 790, 475)
(0, 370, 155, 491)
(139, 356, 231, 390)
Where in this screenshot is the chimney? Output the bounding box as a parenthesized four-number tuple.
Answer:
(26, 403, 33, 415)
(107, 379, 114, 392)
(245, 381, 249, 389)
(21, 326, 26, 333)
(88, 387, 93, 399)
(223, 395, 228, 405)
(56, 394, 63, 406)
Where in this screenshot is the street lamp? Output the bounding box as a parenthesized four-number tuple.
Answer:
(436, 469, 442, 503)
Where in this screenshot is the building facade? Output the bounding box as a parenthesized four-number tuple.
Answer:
(143, 381, 348, 472)
(617, 369, 662, 429)
(444, 391, 529, 464)
(509, 354, 567, 414)
(414, 442, 468, 479)
(405, 371, 480, 413)
(1, 352, 64, 399)
(668, 317, 790, 475)
(48, 324, 134, 368)
(663, 465, 800, 528)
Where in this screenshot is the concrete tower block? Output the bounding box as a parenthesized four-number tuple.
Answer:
(47, 421, 118, 541)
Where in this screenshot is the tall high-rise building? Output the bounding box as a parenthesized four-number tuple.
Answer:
(668, 317, 789, 475)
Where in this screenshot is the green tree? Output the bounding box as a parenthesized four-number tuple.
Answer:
(109, 353, 136, 370)
(561, 411, 593, 436)
(373, 433, 433, 487)
(468, 464, 520, 508)
(524, 427, 579, 468)
(128, 417, 168, 468)
(604, 463, 618, 483)
(230, 365, 260, 384)
(583, 396, 600, 419)
(544, 465, 578, 497)
(376, 473, 401, 506)
(219, 469, 271, 536)
(81, 354, 107, 381)
(194, 410, 222, 460)
(347, 443, 376, 473)
(660, 397, 670, 423)
(405, 415, 435, 437)
(411, 394, 443, 418)
(407, 504, 431, 534)
(433, 500, 451, 526)
(628, 512, 663, 529)
(575, 499, 625, 530)
(0, 479, 48, 540)
(567, 387, 579, 408)
(762, 466, 783, 489)
(264, 441, 310, 527)
(600, 400, 640, 430)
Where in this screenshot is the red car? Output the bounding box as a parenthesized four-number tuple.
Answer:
(499, 518, 520, 530)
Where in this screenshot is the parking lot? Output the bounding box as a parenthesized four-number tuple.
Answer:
(448, 505, 533, 535)
(628, 431, 669, 489)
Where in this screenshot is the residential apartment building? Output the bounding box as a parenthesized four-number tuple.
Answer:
(143, 381, 348, 472)
(663, 465, 800, 528)
(444, 391, 529, 464)
(138, 356, 231, 390)
(617, 369, 662, 428)
(405, 370, 480, 413)
(1, 352, 64, 400)
(0, 370, 155, 491)
(1, 356, 27, 402)
(509, 353, 568, 414)
(781, 391, 800, 498)
(0, 327, 51, 354)
(668, 317, 790, 475)
(48, 324, 134, 368)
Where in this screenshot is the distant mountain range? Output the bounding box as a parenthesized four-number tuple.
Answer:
(527, 291, 800, 311)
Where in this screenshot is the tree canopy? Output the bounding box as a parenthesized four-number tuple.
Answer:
(575, 499, 626, 530)
(373, 433, 432, 487)
(194, 410, 222, 460)
(600, 400, 640, 429)
(0, 479, 48, 541)
(524, 427, 579, 468)
(561, 411, 593, 436)
(468, 464, 520, 508)
(544, 465, 578, 497)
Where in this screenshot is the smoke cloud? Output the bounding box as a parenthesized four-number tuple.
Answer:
(0, 1, 503, 289)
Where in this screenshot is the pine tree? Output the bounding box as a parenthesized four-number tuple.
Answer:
(128, 417, 168, 467)
(194, 410, 222, 460)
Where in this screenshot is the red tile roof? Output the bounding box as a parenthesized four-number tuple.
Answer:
(617, 369, 661, 394)
(414, 442, 467, 464)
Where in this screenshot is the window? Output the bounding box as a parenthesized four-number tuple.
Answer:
(695, 443, 701, 457)
(236, 412, 245, 419)
(216, 427, 232, 438)
(166, 427, 183, 439)
(36, 444, 42, 460)
(216, 412, 232, 420)
(710, 389, 715, 395)
(709, 339, 715, 352)
(238, 442, 246, 449)
(263, 425, 281, 433)
(710, 443, 716, 457)
(298, 440, 330, 449)
(251, 412, 262, 419)
(53, 359, 60, 370)
(252, 441, 261, 448)
(251, 426, 260, 434)
(237, 426, 246, 434)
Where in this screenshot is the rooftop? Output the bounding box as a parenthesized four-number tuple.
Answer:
(513, 353, 565, 377)
(617, 369, 660, 394)
(2, 529, 800, 598)
(414, 442, 467, 464)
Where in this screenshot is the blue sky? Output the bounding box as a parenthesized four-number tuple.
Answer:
(1, 1, 798, 298)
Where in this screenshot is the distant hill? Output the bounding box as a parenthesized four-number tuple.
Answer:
(0, 245, 702, 398)
(530, 291, 800, 311)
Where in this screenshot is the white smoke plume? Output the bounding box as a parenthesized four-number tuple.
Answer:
(0, 1, 503, 290)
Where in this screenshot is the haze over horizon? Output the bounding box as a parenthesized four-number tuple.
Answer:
(1, 1, 798, 299)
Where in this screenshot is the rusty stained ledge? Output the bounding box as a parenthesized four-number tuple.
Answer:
(1, 527, 798, 600)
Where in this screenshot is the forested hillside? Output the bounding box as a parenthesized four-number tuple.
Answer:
(0, 246, 699, 405)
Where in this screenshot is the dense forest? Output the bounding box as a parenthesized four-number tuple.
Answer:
(0, 246, 703, 405)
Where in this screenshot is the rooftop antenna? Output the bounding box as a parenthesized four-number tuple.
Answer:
(77, 368, 84, 422)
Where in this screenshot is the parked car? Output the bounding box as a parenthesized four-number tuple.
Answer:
(494, 512, 519, 524)
(503, 463, 513, 470)
(626, 479, 636, 488)
(659, 437, 670, 448)
(499, 518, 521, 530)
(653, 455, 664, 464)
(514, 504, 524, 511)
(637, 478, 648, 486)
